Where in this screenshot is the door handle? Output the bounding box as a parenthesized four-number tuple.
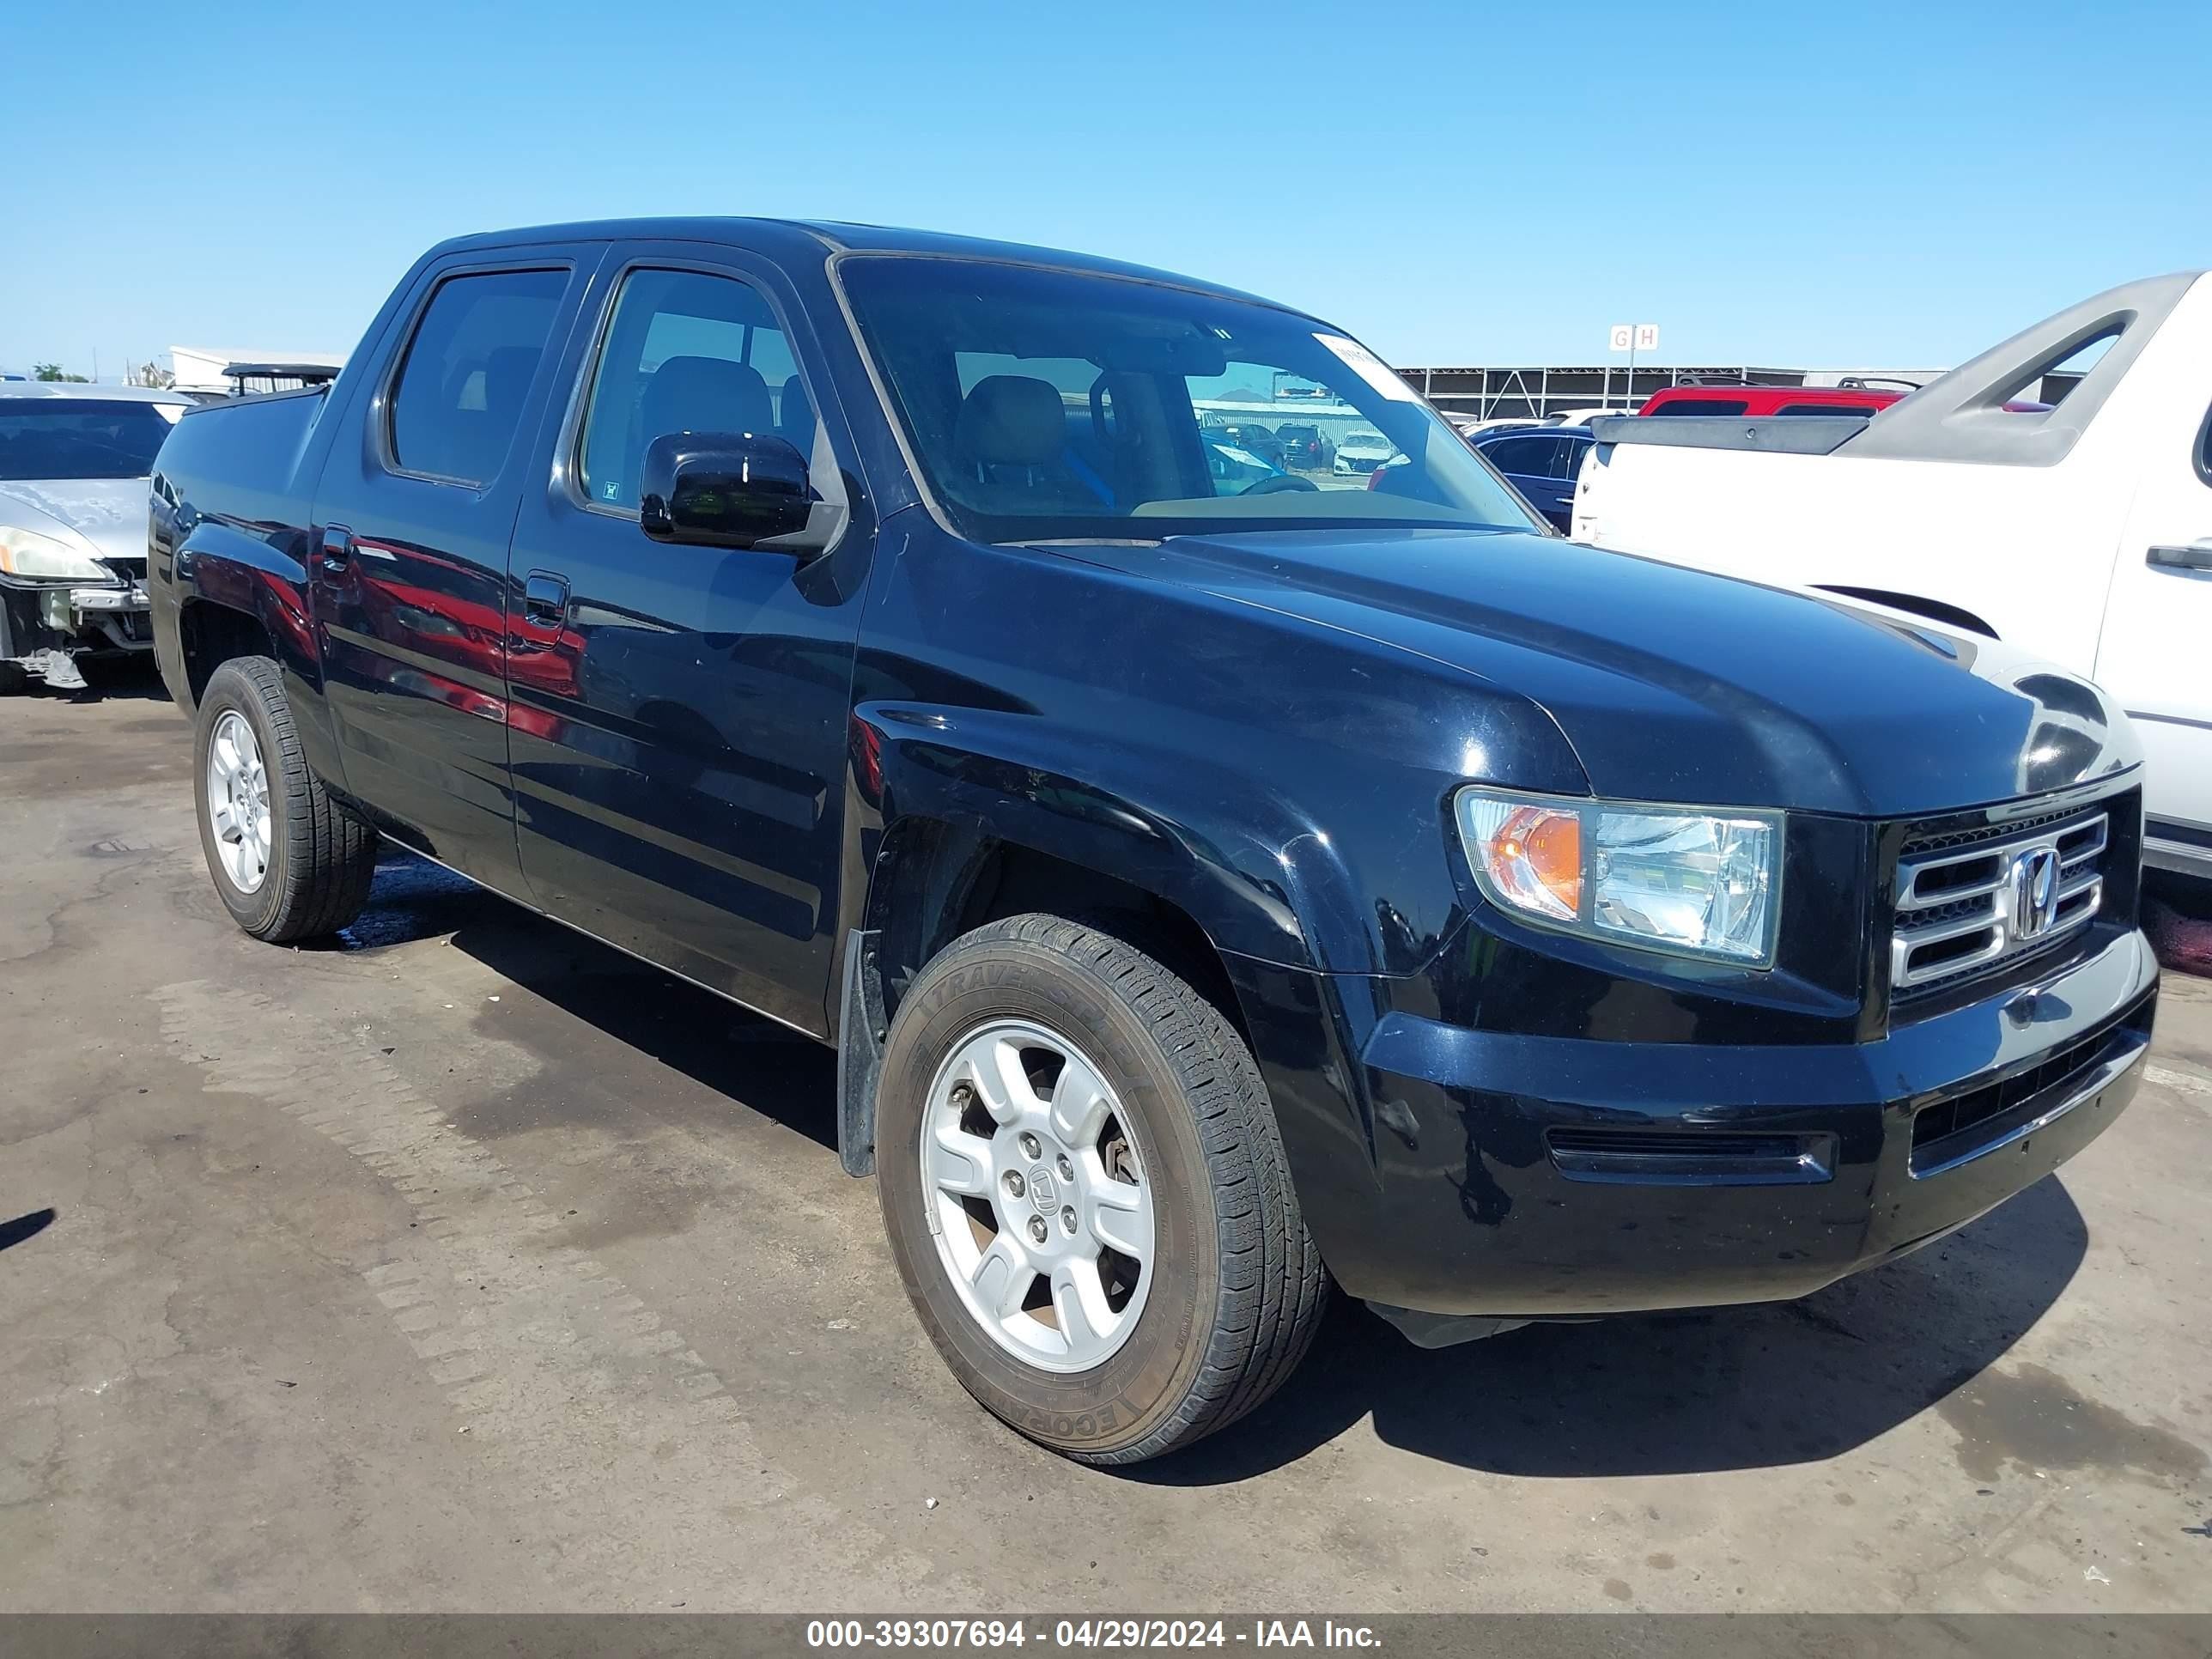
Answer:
(2148, 540, 2212, 572)
(320, 524, 355, 571)
(521, 572, 569, 627)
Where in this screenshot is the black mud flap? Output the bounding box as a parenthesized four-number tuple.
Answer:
(836, 927, 887, 1177)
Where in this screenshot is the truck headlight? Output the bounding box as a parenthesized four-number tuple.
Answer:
(0, 526, 111, 583)
(1455, 787, 1780, 966)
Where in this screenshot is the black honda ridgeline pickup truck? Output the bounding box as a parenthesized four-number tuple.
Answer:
(149, 220, 2158, 1463)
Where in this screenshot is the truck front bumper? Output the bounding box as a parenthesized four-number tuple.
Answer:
(1231, 927, 2157, 1328)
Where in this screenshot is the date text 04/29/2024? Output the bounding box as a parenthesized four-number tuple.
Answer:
(803, 1620, 1382, 1649)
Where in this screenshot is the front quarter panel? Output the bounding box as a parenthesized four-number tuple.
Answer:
(846, 515, 1592, 979)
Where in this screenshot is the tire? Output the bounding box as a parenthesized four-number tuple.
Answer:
(192, 655, 377, 942)
(875, 913, 1326, 1463)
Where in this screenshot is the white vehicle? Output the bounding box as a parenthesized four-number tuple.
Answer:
(1573, 272, 2212, 883)
(1, 381, 192, 691)
(1545, 407, 1638, 426)
(1332, 428, 1397, 475)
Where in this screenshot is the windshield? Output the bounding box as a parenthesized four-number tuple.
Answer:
(839, 258, 1540, 543)
(0, 400, 178, 482)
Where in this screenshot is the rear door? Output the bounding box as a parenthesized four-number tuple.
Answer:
(501, 245, 872, 1036)
(312, 247, 595, 889)
(2095, 392, 2212, 871)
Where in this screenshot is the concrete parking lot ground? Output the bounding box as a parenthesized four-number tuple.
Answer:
(3, 675, 2209, 1614)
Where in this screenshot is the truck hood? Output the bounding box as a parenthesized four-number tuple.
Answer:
(0, 477, 150, 568)
(1079, 526, 2139, 819)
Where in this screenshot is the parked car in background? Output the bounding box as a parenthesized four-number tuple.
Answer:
(1, 381, 191, 690)
(1332, 428, 1397, 475)
(1463, 425, 1594, 531)
(1577, 270, 2212, 885)
(150, 216, 2158, 1469)
(1638, 385, 1903, 419)
(1545, 407, 1638, 426)
(1273, 421, 1334, 469)
(1211, 420, 1285, 470)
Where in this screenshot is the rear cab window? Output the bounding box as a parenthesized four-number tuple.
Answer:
(386, 269, 568, 485)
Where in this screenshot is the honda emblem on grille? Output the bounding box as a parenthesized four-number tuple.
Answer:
(2008, 847, 2063, 939)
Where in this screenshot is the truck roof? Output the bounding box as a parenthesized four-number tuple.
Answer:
(429, 218, 1306, 316)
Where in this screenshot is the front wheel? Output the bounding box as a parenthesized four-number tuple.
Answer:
(875, 914, 1326, 1463)
(193, 655, 377, 942)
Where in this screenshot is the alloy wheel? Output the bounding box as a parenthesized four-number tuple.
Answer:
(204, 709, 271, 894)
(918, 1018, 1155, 1372)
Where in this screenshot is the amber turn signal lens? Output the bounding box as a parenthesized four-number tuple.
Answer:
(1482, 804, 1583, 920)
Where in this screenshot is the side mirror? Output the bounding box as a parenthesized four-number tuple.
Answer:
(640, 431, 814, 550)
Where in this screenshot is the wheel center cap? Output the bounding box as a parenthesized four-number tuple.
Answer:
(1026, 1166, 1057, 1213)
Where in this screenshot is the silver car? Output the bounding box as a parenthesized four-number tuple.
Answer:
(0, 381, 189, 690)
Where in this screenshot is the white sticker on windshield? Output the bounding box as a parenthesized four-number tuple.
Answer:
(1313, 333, 1419, 404)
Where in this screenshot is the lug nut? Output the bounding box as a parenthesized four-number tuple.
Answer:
(1027, 1216, 1049, 1245)
(1055, 1154, 1073, 1182)
(1060, 1206, 1078, 1235)
(1004, 1171, 1025, 1199)
(1018, 1132, 1041, 1159)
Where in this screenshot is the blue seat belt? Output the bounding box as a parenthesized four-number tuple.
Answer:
(1061, 447, 1115, 507)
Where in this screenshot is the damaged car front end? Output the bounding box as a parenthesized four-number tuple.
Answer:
(0, 386, 187, 692)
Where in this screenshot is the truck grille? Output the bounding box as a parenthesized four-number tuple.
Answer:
(1889, 802, 2110, 997)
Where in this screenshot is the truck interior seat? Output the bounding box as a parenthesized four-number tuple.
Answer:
(641, 356, 775, 445)
(951, 374, 1103, 514)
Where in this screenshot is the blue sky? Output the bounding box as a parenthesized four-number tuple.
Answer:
(5, 0, 2207, 378)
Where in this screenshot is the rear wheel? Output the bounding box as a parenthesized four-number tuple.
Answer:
(193, 655, 377, 942)
(875, 914, 1326, 1463)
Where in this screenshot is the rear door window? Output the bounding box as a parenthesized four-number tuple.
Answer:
(1484, 434, 1560, 476)
(1646, 398, 1748, 417)
(1548, 435, 1590, 478)
(386, 269, 568, 485)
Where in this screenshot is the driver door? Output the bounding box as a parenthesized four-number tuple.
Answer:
(502, 247, 872, 1036)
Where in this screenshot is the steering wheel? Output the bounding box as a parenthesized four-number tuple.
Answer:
(1240, 473, 1319, 495)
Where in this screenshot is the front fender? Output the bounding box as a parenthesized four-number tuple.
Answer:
(847, 704, 1450, 1272)
(854, 700, 1408, 975)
